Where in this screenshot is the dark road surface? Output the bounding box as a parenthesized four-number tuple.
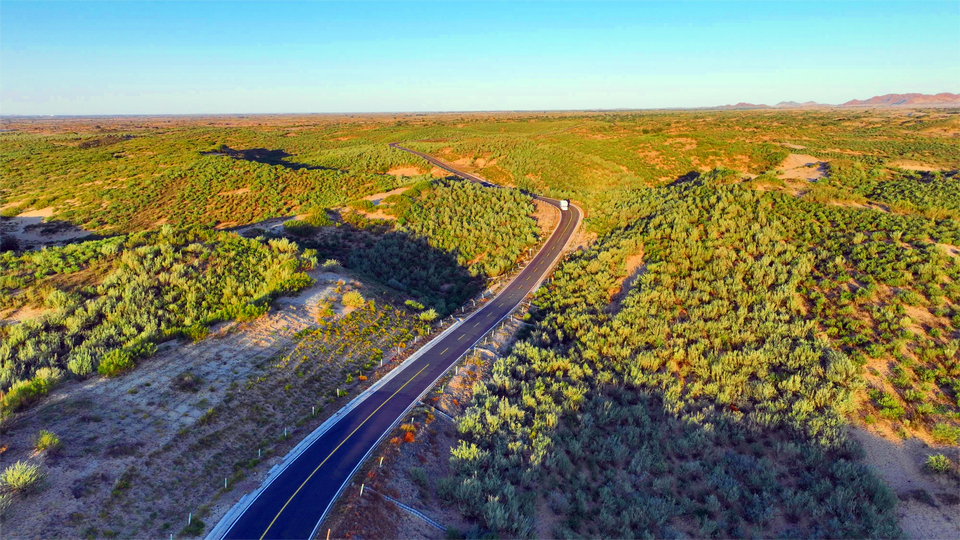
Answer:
(218, 144, 581, 540)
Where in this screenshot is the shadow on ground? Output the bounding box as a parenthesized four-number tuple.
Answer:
(206, 146, 344, 172)
(0, 216, 99, 252)
(851, 427, 960, 539)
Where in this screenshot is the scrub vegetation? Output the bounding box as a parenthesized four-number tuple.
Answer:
(1, 108, 957, 537)
(0, 227, 315, 417)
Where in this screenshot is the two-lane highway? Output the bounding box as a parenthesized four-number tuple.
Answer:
(215, 144, 581, 540)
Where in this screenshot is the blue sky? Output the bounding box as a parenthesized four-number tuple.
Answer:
(1, 1, 958, 115)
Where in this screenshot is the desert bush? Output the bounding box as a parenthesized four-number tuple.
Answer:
(342, 291, 364, 307)
(34, 430, 61, 452)
(0, 461, 42, 493)
(184, 325, 209, 343)
(418, 309, 438, 323)
(282, 220, 316, 237)
(172, 372, 204, 393)
(0, 228, 315, 413)
(409, 466, 430, 499)
(0, 368, 62, 416)
(924, 454, 953, 474)
(931, 423, 960, 444)
(97, 349, 134, 377)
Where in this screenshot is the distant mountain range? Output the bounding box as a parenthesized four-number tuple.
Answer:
(840, 92, 960, 107)
(712, 92, 960, 110)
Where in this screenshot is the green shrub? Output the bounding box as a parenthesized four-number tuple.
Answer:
(303, 207, 333, 227)
(35, 430, 61, 452)
(931, 423, 960, 444)
(924, 454, 953, 474)
(179, 517, 205, 537)
(282, 220, 316, 237)
(184, 325, 209, 343)
(342, 291, 365, 307)
(0, 461, 43, 493)
(0, 493, 12, 516)
(1, 368, 62, 415)
(322, 259, 342, 270)
(410, 466, 430, 499)
(347, 199, 377, 212)
(418, 309, 438, 322)
(172, 372, 204, 393)
(0, 206, 23, 218)
(97, 350, 134, 377)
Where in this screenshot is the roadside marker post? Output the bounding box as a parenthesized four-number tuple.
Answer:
(225, 477, 228, 489)
(258, 448, 261, 458)
(360, 483, 365, 497)
(312, 406, 316, 417)
(188, 513, 192, 525)
(327, 529, 331, 540)
(379, 456, 383, 468)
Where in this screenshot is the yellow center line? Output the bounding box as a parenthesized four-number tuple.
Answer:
(258, 364, 429, 540)
(473, 322, 480, 327)
(440, 347, 449, 355)
(458, 334, 465, 340)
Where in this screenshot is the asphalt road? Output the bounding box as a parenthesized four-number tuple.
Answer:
(218, 144, 581, 540)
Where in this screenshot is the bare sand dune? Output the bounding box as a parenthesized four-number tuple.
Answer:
(363, 186, 412, 205)
(385, 166, 425, 177)
(1, 208, 95, 249)
(888, 160, 942, 172)
(777, 153, 829, 181)
(851, 428, 960, 540)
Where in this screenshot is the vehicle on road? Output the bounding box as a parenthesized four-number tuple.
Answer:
(560, 199, 569, 211)
(211, 144, 581, 540)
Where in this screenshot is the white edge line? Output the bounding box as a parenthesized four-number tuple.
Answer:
(209, 313, 469, 539)
(308, 203, 581, 538)
(210, 148, 581, 540)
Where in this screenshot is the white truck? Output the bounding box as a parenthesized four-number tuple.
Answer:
(559, 199, 569, 211)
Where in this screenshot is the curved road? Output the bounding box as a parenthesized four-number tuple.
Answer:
(215, 144, 581, 540)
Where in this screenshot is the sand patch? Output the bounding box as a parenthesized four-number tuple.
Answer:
(664, 137, 698, 151)
(0, 270, 395, 539)
(0, 214, 94, 249)
(363, 186, 411, 205)
(385, 166, 424, 177)
(219, 188, 250, 196)
(850, 428, 959, 540)
(888, 160, 942, 172)
(0, 304, 51, 325)
(17, 207, 55, 218)
(430, 166, 451, 178)
(777, 153, 829, 181)
(781, 143, 807, 150)
(937, 243, 960, 259)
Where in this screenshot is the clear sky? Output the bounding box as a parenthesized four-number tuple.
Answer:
(1, 1, 958, 115)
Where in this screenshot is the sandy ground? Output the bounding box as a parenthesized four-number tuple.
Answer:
(0, 269, 416, 538)
(777, 153, 829, 181)
(386, 166, 425, 177)
(1, 208, 96, 250)
(362, 186, 411, 205)
(888, 160, 943, 172)
(851, 428, 960, 539)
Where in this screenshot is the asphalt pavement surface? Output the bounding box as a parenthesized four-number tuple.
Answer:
(218, 144, 580, 540)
